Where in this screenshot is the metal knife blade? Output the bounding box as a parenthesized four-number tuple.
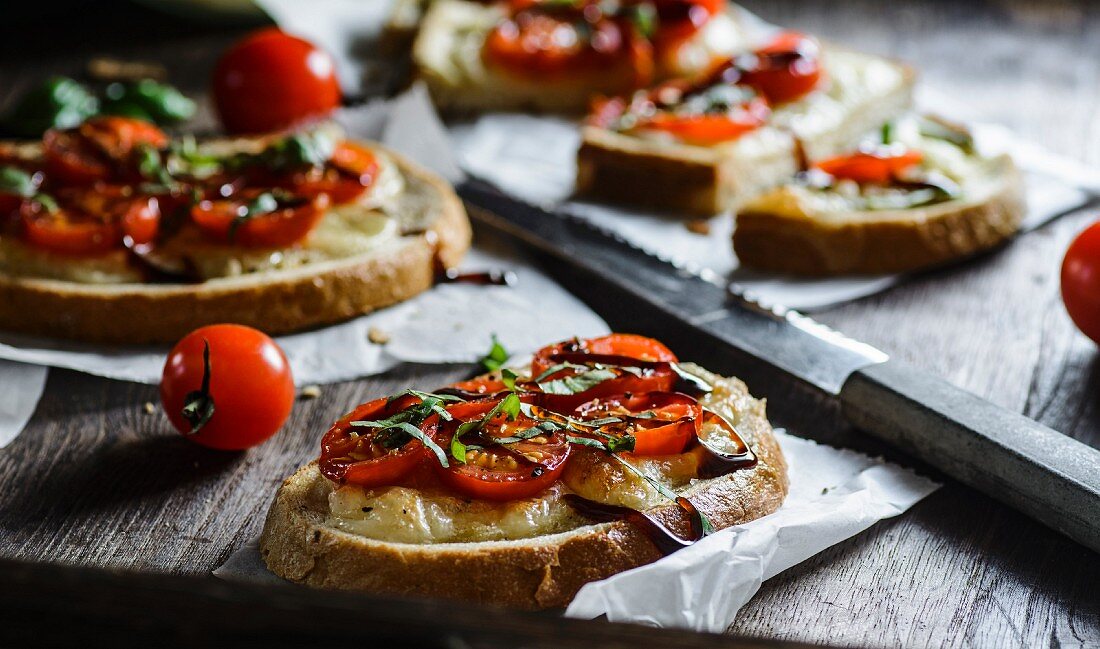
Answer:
(457, 175, 1100, 554)
(458, 176, 885, 395)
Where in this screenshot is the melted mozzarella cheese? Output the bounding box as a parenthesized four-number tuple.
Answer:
(327, 368, 759, 545)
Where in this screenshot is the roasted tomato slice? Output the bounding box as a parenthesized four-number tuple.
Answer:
(531, 334, 678, 376)
(652, 0, 724, 48)
(739, 31, 823, 104)
(447, 376, 509, 399)
(60, 185, 161, 247)
(574, 392, 701, 456)
(283, 141, 380, 205)
(20, 201, 119, 255)
(484, 9, 653, 85)
(635, 99, 770, 145)
(43, 117, 169, 185)
(191, 190, 329, 248)
(435, 399, 571, 501)
(319, 395, 442, 487)
(815, 149, 924, 185)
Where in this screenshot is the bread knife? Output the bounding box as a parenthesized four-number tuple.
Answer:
(456, 176, 1100, 554)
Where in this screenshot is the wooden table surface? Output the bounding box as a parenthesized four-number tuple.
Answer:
(1, 1, 1098, 647)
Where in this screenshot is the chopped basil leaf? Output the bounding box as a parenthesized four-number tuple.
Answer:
(567, 434, 636, 453)
(538, 368, 617, 395)
(2, 77, 98, 138)
(494, 420, 560, 444)
(449, 392, 521, 464)
(500, 368, 518, 391)
(480, 334, 510, 372)
(0, 166, 37, 197)
(33, 193, 59, 214)
(881, 121, 894, 144)
(533, 361, 586, 383)
(102, 79, 195, 125)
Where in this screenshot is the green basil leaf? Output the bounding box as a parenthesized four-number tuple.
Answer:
(501, 368, 518, 391)
(0, 166, 37, 197)
(538, 368, 617, 395)
(103, 79, 195, 125)
(480, 334, 510, 372)
(2, 77, 98, 138)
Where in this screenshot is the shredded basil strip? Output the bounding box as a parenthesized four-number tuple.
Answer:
(226, 192, 279, 243)
(494, 421, 560, 444)
(0, 166, 37, 197)
(500, 368, 518, 391)
(611, 454, 716, 534)
(538, 368, 617, 395)
(479, 334, 510, 372)
(449, 392, 521, 464)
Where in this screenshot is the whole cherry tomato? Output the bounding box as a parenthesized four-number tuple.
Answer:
(213, 28, 342, 134)
(1061, 221, 1100, 345)
(161, 324, 295, 450)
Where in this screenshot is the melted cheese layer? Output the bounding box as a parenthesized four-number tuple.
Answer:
(328, 367, 761, 544)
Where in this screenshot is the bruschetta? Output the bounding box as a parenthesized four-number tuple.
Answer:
(260, 333, 789, 609)
(576, 33, 915, 215)
(413, 0, 755, 113)
(733, 117, 1025, 275)
(0, 116, 470, 343)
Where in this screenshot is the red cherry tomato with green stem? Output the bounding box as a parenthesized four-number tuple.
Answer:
(161, 324, 295, 450)
(1061, 221, 1100, 345)
(213, 28, 342, 134)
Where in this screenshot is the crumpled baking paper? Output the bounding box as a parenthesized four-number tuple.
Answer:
(0, 361, 47, 448)
(213, 430, 940, 632)
(0, 88, 608, 443)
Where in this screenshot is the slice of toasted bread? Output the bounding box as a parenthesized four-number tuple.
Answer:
(259, 367, 788, 610)
(733, 156, 1024, 276)
(0, 145, 471, 344)
(576, 49, 916, 215)
(412, 0, 754, 114)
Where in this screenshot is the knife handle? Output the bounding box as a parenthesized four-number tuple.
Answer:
(841, 360, 1100, 553)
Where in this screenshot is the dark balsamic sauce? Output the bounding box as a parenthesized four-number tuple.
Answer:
(563, 494, 706, 555)
(691, 411, 758, 478)
(437, 268, 517, 286)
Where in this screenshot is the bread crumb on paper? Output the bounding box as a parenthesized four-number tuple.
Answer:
(300, 385, 322, 400)
(368, 326, 391, 344)
(143, 402, 156, 414)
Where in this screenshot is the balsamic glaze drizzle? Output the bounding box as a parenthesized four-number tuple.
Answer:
(563, 494, 707, 556)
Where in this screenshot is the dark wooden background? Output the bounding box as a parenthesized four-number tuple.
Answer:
(0, 0, 1098, 647)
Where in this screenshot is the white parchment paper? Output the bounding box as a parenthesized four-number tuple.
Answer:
(0, 361, 47, 448)
(214, 430, 939, 632)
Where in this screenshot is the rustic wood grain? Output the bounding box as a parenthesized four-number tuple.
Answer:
(0, 0, 1098, 647)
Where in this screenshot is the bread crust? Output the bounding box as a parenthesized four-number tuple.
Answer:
(259, 379, 788, 610)
(575, 53, 917, 216)
(0, 148, 471, 344)
(733, 157, 1025, 276)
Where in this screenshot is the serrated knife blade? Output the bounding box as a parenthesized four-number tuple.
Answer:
(457, 176, 1100, 554)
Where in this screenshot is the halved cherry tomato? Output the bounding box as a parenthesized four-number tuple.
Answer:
(318, 395, 442, 486)
(287, 142, 379, 205)
(161, 324, 295, 451)
(634, 98, 771, 145)
(652, 0, 724, 47)
(574, 392, 701, 456)
(213, 28, 342, 134)
(815, 149, 924, 185)
(739, 31, 823, 104)
(59, 185, 161, 247)
(43, 117, 169, 185)
(448, 376, 508, 398)
(485, 10, 653, 86)
(20, 201, 119, 255)
(434, 399, 571, 501)
(191, 191, 329, 248)
(531, 334, 678, 376)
